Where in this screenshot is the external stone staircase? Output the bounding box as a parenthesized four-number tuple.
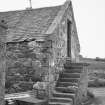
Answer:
(49, 62, 88, 105)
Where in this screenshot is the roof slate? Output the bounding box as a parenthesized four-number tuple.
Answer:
(0, 6, 61, 42)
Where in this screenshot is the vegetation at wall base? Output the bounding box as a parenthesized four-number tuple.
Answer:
(88, 79, 105, 87)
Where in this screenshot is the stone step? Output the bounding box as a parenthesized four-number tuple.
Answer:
(55, 87, 77, 93)
(64, 63, 83, 69)
(57, 82, 78, 87)
(64, 69, 82, 73)
(64, 66, 83, 70)
(53, 91, 75, 100)
(60, 73, 80, 78)
(65, 62, 85, 66)
(59, 78, 79, 83)
(49, 102, 71, 105)
(49, 97, 72, 103)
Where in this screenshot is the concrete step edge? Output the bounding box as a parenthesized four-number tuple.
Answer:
(53, 91, 75, 96)
(49, 102, 71, 105)
(50, 97, 72, 102)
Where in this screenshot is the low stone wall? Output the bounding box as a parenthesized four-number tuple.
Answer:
(75, 65, 88, 105)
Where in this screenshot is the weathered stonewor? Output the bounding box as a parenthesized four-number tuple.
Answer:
(6, 40, 51, 93)
(0, 20, 7, 105)
(2, 0, 89, 104)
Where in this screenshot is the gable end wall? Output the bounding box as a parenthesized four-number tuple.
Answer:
(51, 2, 80, 66)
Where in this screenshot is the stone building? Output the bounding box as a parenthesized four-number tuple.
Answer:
(1, 0, 88, 104)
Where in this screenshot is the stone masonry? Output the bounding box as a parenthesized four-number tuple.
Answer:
(0, 0, 89, 104)
(0, 20, 7, 105)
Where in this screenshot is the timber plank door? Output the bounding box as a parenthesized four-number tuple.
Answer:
(67, 19, 72, 58)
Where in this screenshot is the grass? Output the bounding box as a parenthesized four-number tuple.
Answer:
(88, 79, 105, 87)
(81, 90, 102, 105)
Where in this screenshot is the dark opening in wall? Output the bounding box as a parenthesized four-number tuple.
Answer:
(67, 19, 72, 57)
(0, 19, 8, 29)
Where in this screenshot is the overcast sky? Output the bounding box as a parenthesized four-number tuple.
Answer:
(0, 0, 105, 58)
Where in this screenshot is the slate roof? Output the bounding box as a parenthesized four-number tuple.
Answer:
(0, 6, 62, 42)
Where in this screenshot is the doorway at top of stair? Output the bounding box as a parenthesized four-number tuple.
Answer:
(67, 19, 72, 61)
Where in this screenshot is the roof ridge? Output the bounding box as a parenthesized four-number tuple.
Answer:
(0, 5, 62, 13)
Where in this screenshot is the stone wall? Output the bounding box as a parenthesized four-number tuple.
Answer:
(0, 22, 7, 105)
(51, 3, 80, 73)
(6, 40, 51, 93)
(68, 5, 80, 62)
(51, 4, 80, 64)
(45, 4, 80, 96)
(76, 66, 88, 105)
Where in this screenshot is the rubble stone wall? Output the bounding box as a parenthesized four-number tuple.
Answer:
(45, 4, 80, 96)
(0, 23, 7, 105)
(6, 40, 51, 93)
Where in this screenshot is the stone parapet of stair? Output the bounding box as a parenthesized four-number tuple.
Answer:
(73, 63, 89, 105)
(48, 61, 89, 105)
